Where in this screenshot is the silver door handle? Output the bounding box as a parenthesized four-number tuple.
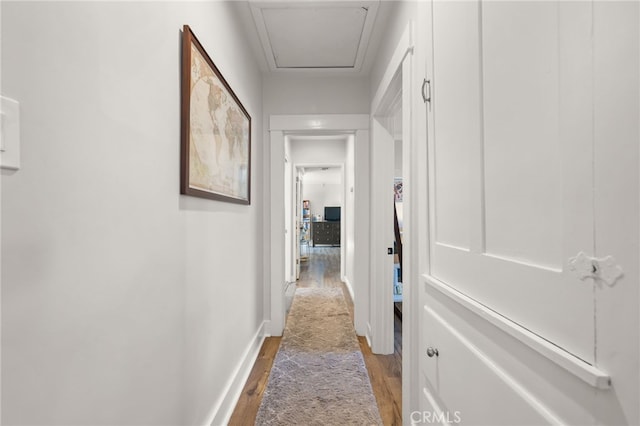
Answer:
(421, 79, 431, 103)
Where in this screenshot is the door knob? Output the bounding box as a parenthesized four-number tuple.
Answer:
(427, 347, 439, 358)
(568, 251, 624, 287)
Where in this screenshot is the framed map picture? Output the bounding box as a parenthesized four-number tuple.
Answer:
(181, 25, 251, 204)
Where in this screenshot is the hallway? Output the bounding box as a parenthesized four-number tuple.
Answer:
(229, 247, 402, 425)
(2, 1, 637, 424)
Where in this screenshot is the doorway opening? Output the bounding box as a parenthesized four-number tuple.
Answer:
(267, 115, 370, 339)
(368, 27, 413, 424)
(370, 64, 408, 355)
(287, 161, 345, 314)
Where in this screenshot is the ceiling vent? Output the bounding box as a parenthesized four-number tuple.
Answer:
(250, 1, 379, 72)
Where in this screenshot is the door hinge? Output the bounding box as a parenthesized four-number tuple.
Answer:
(421, 78, 431, 104)
(568, 252, 624, 287)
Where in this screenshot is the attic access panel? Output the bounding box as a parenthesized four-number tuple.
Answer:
(251, 2, 379, 71)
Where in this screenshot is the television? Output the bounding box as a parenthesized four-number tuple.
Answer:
(324, 206, 341, 222)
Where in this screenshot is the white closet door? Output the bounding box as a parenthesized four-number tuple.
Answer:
(428, 0, 594, 362)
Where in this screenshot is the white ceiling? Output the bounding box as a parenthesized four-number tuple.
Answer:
(247, 1, 382, 73)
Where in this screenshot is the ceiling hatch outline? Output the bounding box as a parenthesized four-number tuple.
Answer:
(250, 1, 380, 72)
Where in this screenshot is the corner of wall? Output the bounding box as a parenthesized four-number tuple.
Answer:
(343, 276, 355, 304)
(205, 321, 267, 426)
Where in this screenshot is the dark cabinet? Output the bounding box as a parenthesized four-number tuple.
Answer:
(311, 221, 340, 246)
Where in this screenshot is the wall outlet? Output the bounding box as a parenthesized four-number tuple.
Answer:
(1, 96, 20, 171)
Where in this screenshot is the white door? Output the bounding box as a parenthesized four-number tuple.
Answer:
(295, 171, 302, 280)
(417, 2, 639, 424)
(419, 1, 600, 423)
(369, 118, 396, 355)
(424, 0, 595, 363)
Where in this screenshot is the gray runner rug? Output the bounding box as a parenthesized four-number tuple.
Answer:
(255, 287, 383, 425)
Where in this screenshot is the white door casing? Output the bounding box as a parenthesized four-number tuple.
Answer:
(369, 119, 396, 354)
(371, 20, 423, 422)
(284, 148, 293, 285)
(266, 115, 369, 337)
(295, 168, 302, 280)
(370, 21, 414, 357)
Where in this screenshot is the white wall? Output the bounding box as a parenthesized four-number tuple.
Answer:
(303, 180, 342, 220)
(263, 74, 370, 116)
(291, 139, 347, 166)
(394, 139, 403, 177)
(302, 168, 342, 185)
(303, 184, 342, 218)
(292, 139, 346, 220)
(1, 2, 263, 425)
(370, 1, 417, 97)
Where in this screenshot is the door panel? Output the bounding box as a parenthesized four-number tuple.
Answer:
(431, 0, 480, 252)
(428, 0, 595, 363)
(483, 2, 562, 268)
(420, 304, 557, 425)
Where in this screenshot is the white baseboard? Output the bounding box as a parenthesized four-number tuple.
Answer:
(343, 276, 355, 302)
(204, 321, 266, 426)
(366, 322, 373, 348)
(264, 318, 284, 337)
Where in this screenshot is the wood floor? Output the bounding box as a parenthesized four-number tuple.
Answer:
(228, 247, 402, 425)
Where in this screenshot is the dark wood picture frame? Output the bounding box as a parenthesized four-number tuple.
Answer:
(180, 25, 251, 204)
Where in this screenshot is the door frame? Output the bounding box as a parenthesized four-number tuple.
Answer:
(291, 162, 345, 283)
(370, 19, 426, 420)
(266, 114, 370, 338)
(371, 21, 415, 354)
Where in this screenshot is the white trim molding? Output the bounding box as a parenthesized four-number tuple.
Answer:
(423, 274, 612, 390)
(371, 22, 414, 115)
(249, 1, 379, 73)
(270, 114, 370, 132)
(205, 321, 267, 426)
(423, 304, 565, 425)
(267, 114, 370, 338)
(369, 20, 414, 355)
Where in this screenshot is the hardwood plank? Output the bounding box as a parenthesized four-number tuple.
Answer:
(359, 335, 403, 426)
(228, 337, 282, 426)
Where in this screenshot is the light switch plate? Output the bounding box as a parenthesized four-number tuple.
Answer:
(1, 96, 21, 171)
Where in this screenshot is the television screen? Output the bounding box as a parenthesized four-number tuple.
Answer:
(324, 206, 341, 222)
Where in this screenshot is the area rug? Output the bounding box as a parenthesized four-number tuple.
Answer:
(255, 287, 383, 425)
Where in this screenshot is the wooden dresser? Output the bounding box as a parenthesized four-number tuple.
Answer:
(311, 221, 340, 246)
